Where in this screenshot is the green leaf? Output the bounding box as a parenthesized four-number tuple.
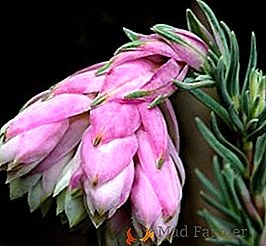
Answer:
(148, 95, 166, 108)
(213, 156, 232, 208)
(226, 30, 240, 98)
(223, 165, 242, 211)
(27, 179, 48, 212)
(195, 168, 221, 201)
(64, 189, 87, 228)
(254, 133, 266, 168)
(189, 89, 231, 128)
(124, 90, 150, 99)
(208, 49, 219, 64)
(200, 191, 242, 224)
(96, 62, 111, 76)
(173, 79, 215, 90)
(246, 119, 266, 140)
(246, 118, 259, 133)
(196, 118, 244, 173)
(9, 174, 41, 200)
(228, 103, 244, 132)
(251, 134, 266, 193)
(122, 27, 141, 41)
(242, 33, 257, 95)
(56, 189, 67, 215)
(258, 108, 266, 126)
(91, 95, 107, 107)
(114, 40, 144, 55)
(216, 57, 232, 108)
(198, 209, 236, 235)
(206, 55, 219, 78)
(210, 113, 248, 166)
(236, 177, 263, 228)
(186, 9, 216, 50)
(251, 96, 261, 117)
(199, 209, 250, 245)
(197, 0, 229, 60)
(241, 91, 251, 119)
(40, 198, 53, 217)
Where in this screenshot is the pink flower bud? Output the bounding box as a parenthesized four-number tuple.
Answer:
(131, 129, 182, 244)
(52, 62, 107, 95)
(6, 94, 91, 139)
(81, 127, 138, 186)
(0, 120, 69, 166)
(83, 161, 134, 227)
(153, 24, 208, 70)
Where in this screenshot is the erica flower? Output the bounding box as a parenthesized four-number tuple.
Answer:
(0, 26, 207, 245)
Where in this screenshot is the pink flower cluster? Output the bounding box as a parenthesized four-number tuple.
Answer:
(0, 27, 207, 244)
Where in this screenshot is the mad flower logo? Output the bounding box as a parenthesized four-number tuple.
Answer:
(126, 228, 154, 245)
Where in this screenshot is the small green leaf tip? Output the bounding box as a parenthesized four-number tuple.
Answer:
(124, 90, 150, 99)
(96, 62, 111, 76)
(91, 95, 106, 107)
(157, 156, 164, 169)
(114, 40, 144, 55)
(174, 79, 215, 90)
(148, 95, 166, 108)
(123, 27, 141, 41)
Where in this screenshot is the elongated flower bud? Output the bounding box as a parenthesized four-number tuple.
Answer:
(91, 30, 207, 105)
(152, 24, 209, 70)
(131, 129, 182, 244)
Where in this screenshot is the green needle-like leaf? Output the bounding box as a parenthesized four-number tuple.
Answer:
(210, 112, 248, 166)
(197, 0, 229, 60)
(198, 209, 236, 236)
(246, 119, 266, 140)
(114, 40, 144, 55)
(241, 91, 251, 119)
(216, 57, 232, 108)
(174, 79, 215, 90)
(195, 168, 221, 200)
(200, 191, 242, 224)
(122, 27, 141, 41)
(242, 33, 257, 95)
(186, 9, 216, 49)
(226, 31, 240, 99)
(196, 118, 244, 173)
(223, 165, 242, 211)
(251, 137, 266, 194)
(258, 108, 266, 126)
(228, 103, 244, 132)
(254, 133, 266, 168)
(96, 62, 111, 76)
(236, 177, 264, 228)
(189, 89, 231, 127)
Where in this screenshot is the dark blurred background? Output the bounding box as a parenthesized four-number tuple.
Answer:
(0, 0, 265, 245)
